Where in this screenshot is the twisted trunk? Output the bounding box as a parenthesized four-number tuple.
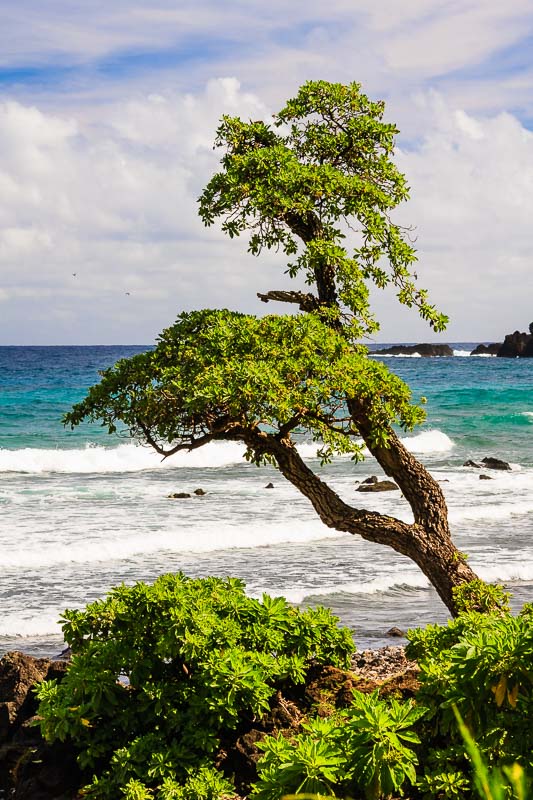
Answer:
(242, 427, 476, 615)
(255, 212, 481, 616)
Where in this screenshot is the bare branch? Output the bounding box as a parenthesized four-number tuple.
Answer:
(257, 290, 321, 313)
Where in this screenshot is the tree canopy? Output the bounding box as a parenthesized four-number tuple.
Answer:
(67, 310, 424, 464)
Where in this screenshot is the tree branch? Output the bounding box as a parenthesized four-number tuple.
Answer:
(257, 290, 321, 313)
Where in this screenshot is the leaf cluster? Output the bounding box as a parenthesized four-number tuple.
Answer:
(252, 690, 425, 800)
(35, 573, 354, 798)
(199, 80, 448, 334)
(407, 603, 533, 796)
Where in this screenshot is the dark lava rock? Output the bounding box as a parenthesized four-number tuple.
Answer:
(0, 652, 81, 799)
(479, 474, 493, 480)
(264, 482, 275, 489)
(470, 343, 501, 356)
(463, 459, 482, 468)
(498, 330, 533, 358)
(167, 492, 192, 499)
(386, 627, 406, 637)
(481, 457, 512, 471)
(375, 343, 454, 357)
(357, 480, 399, 492)
(193, 488, 206, 496)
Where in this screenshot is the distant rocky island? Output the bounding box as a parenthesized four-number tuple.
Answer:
(374, 323, 533, 357)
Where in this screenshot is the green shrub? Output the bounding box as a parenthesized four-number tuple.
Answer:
(408, 606, 533, 796)
(252, 690, 426, 800)
(35, 573, 354, 799)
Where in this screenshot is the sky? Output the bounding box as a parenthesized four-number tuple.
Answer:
(0, 0, 532, 344)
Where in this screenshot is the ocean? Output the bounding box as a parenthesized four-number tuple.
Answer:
(1, 344, 532, 657)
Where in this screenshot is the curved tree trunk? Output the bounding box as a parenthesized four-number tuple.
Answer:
(242, 426, 476, 616)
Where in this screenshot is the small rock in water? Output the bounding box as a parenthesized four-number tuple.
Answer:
(194, 488, 206, 495)
(357, 480, 399, 493)
(167, 492, 192, 499)
(361, 475, 379, 484)
(481, 456, 512, 471)
(386, 626, 405, 637)
(265, 482, 275, 489)
(463, 459, 482, 468)
(479, 474, 493, 480)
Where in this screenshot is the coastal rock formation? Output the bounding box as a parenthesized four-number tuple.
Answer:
(0, 651, 81, 799)
(167, 492, 191, 499)
(497, 325, 533, 357)
(357, 480, 399, 492)
(470, 343, 501, 356)
(463, 457, 511, 471)
(375, 343, 454, 357)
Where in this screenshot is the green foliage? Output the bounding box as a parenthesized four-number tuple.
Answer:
(36, 574, 354, 799)
(452, 580, 511, 614)
(407, 606, 533, 797)
(64, 309, 424, 462)
(453, 706, 530, 800)
(252, 691, 426, 800)
(199, 79, 448, 336)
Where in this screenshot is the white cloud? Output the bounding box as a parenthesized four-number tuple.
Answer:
(388, 95, 533, 340)
(1, 2, 533, 343)
(0, 79, 295, 343)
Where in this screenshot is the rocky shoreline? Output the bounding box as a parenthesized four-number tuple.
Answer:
(0, 646, 418, 799)
(373, 323, 533, 357)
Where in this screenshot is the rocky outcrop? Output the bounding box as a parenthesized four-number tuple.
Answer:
(470, 343, 501, 356)
(357, 480, 399, 492)
(375, 343, 453, 357)
(0, 651, 82, 799)
(497, 329, 533, 358)
(463, 457, 512, 471)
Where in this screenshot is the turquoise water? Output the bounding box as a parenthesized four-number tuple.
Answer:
(0, 344, 532, 656)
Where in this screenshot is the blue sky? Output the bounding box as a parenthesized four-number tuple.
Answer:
(0, 0, 532, 343)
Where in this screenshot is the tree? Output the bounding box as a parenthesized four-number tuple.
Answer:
(66, 80, 480, 615)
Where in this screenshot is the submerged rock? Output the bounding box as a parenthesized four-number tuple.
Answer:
(264, 482, 275, 489)
(167, 492, 192, 499)
(479, 474, 493, 480)
(193, 488, 206, 496)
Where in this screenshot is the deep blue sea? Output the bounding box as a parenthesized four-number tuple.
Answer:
(1, 344, 532, 656)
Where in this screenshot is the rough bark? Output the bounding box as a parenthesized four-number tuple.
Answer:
(255, 210, 481, 616)
(241, 427, 476, 615)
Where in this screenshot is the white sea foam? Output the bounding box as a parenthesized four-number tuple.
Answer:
(453, 350, 472, 357)
(400, 429, 454, 454)
(280, 573, 430, 604)
(0, 612, 64, 639)
(0, 441, 248, 474)
(1, 520, 342, 569)
(478, 562, 533, 583)
(0, 429, 455, 474)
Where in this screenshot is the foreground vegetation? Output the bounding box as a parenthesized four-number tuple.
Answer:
(35, 575, 532, 799)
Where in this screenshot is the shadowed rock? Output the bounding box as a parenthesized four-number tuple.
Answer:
(375, 343, 453, 357)
(357, 480, 399, 492)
